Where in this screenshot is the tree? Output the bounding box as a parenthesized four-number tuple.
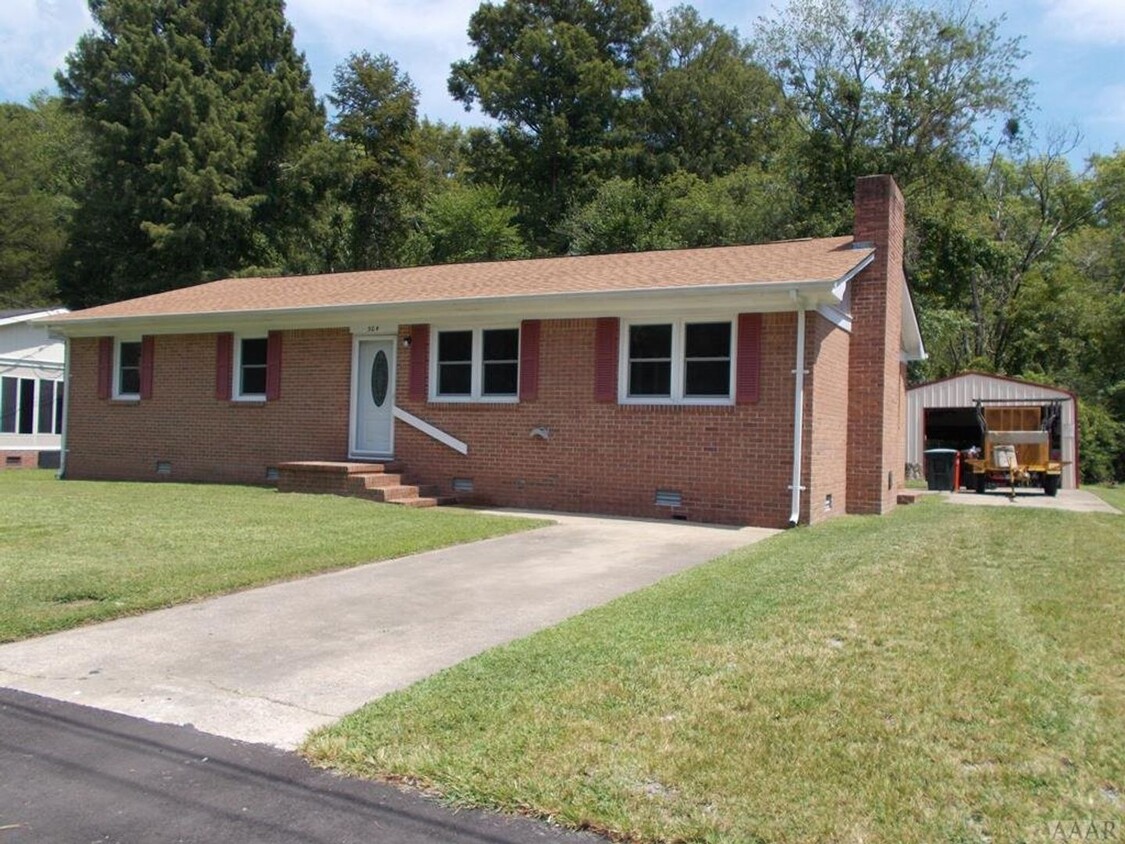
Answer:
(402, 185, 528, 266)
(633, 6, 792, 179)
(0, 95, 90, 307)
(57, 0, 325, 308)
(562, 167, 802, 254)
(329, 52, 422, 270)
(756, 0, 1030, 220)
(449, 0, 653, 248)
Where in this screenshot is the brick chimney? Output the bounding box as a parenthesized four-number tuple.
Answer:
(846, 175, 906, 514)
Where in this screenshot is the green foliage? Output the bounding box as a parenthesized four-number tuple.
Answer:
(449, 0, 653, 248)
(757, 0, 1030, 211)
(0, 95, 89, 307)
(1077, 399, 1124, 484)
(633, 6, 792, 178)
(402, 185, 529, 265)
(563, 166, 802, 254)
(56, 0, 326, 307)
(329, 52, 422, 270)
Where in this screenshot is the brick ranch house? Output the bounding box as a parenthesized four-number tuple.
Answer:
(41, 175, 924, 529)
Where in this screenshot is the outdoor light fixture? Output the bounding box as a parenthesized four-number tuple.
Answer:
(402, 335, 412, 349)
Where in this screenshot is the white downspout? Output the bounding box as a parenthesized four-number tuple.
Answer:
(788, 303, 807, 527)
(57, 336, 70, 479)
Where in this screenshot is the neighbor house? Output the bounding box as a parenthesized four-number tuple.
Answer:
(1, 307, 68, 469)
(40, 175, 925, 528)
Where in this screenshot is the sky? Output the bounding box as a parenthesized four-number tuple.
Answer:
(0, 0, 1121, 164)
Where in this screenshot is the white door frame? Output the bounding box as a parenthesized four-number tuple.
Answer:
(349, 335, 397, 459)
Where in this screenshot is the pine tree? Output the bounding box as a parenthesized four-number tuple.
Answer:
(57, 0, 325, 307)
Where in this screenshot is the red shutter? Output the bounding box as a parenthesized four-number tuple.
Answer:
(409, 324, 430, 402)
(736, 313, 762, 404)
(593, 317, 619, 402)
(215, 333, 233, 401)
(519, 319, 541, 402)
(265, 331, 283, 401)
(97, 337, 113, 400)
(139, 335, 155, 400)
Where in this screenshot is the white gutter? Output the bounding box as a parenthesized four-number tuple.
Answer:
(788, 302, 807, 527)
(58, 336, 71, 479)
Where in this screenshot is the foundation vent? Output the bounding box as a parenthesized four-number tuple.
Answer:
(655, 489, 683, 507)
(265, 467, 280, 482)
(452, 477, 474, 493)
(155, 460, 172, 476)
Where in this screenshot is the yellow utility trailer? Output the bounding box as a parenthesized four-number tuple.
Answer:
(963, 399, 1064, 497)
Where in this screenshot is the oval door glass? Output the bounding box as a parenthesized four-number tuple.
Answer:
(371, 350, 389, 407)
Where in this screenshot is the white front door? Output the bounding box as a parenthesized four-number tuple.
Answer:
(354, 338, 395, 456)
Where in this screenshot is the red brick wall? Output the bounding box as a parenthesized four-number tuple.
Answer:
(803, 314, 850, 525)
(65, 330, 352, 484)
(847, 175, 906, 514)
(1, 450, 40, 469)
(394, 315, 814, 528)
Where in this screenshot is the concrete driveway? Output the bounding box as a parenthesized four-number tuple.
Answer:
(942, 488, 1120, 514)
(0, 511, 773, 748)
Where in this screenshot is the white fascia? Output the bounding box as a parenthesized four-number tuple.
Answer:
(40, 275, 864, 338)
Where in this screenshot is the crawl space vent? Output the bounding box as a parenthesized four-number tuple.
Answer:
(155, 461, 172, 476)
(654, 489, 683, 507)
(452, 478, 474, 493)
(265, 467, 280, 482)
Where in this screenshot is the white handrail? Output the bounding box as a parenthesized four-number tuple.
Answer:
(392, 406, 469, 455)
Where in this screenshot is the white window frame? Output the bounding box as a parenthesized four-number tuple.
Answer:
(618, 318, 736, 406)
(113, 338, 143, 400)
(233, 334, 269, 402)
(429, 326, 520, 404)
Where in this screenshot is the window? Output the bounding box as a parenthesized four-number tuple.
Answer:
(622, 320, 733, 403)
(0, 377, 16, 434)
(433, 327, 520, 401)
(482, 329, 519, 396)
(38, 380, 56, 435)
(116, 340, 142, 398)
(236, 337, 268, 399)
(1, 377, 64, 435)
(684, 322, 732, 397)
(437, 331, 472, 396)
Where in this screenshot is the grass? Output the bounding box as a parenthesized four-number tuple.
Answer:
(304, 496, 1124, 843)
(0, 470, 544, 643)
(1089, 483, 1125, 512)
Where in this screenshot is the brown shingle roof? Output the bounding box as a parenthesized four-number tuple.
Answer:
(52, 236, 869, 322)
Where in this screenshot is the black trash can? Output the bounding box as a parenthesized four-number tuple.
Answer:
(923, 448, 957, 491)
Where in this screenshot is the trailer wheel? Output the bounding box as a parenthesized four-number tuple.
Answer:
(1044, 474, 1060, 497)
(975, 473, 987, 494)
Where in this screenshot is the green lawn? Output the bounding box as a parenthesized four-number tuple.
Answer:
(305, 496, 1124, 844)
(0, 470, 542, 642)
(1089, 483, 1125, 512)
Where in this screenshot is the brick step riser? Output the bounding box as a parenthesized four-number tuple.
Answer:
(277, 462, 453, 508)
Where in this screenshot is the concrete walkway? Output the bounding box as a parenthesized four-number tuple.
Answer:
(0, 511, 773, 748)
(942, 488, 1120, 514)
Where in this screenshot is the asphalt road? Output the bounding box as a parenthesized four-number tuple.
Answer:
(0, 688, 601, 844)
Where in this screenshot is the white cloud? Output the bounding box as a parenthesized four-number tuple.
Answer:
(1041, 0, 1125, 45)
(0, 0, 93, 101)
